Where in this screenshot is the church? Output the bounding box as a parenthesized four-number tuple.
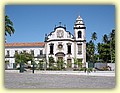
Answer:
(5, 15, 86, 70)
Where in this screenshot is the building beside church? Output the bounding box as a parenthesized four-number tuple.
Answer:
(5, 15, 86, 70)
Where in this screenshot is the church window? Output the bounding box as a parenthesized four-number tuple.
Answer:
(6, 50, 10, 57)
(78, 31, 82, 38)
(67, 43, 71, 54)
(40, 50, 43, 55)
(23, 50, 26, 53)
(50, 44, 54, 54)
(78, 44, 82, 54)
(15, 50, 18, 54)
(31, 50, 34, 56)
(58, 44, 63, 49)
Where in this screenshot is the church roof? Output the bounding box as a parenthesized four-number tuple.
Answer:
(5, 42, 45, 47)
(74, 15, 85, 26)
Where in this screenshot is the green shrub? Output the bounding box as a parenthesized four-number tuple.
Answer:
(102, 67, 109, 71)
(73, 68, 79, 71)
(87, 68, 93, 73)
(79, 68, 84, 71)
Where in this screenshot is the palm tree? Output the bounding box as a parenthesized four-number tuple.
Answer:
(14, 52, 33, 65)
(103, 34, 108, 43)
(86, 40, 95, 62)
(91, 32, 97, 63)
(5, 15, 15, 36)
(97, 43, 101, 54)
(91, 32, 97, 42)
(110, 29, 115, 48)
(110, 29, 115, 63)
(110, 29, 115, 38)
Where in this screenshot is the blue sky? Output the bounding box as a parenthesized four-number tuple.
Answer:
(5, 5, 115, 44)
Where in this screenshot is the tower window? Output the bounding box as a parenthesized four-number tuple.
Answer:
(78, 31, 82, 38)
(78, 44, 82, 54)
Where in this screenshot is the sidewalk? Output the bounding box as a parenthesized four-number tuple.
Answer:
(5, 70, 115, 77)
(35, 71, 115, 76)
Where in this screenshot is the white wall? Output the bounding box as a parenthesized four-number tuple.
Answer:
(5, 58, 15, 69)
(107, 63, 115, 71)
(5, 47, 45, 56)
(48, 28, 73, 40)
(5, 46, 45, 69)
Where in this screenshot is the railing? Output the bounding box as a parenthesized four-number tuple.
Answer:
(5, 54, 46, 58)
(5, 55, 14, 58)
(5, 55, 10, 57)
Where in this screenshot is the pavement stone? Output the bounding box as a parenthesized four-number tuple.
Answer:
(4, 70, 115, 88)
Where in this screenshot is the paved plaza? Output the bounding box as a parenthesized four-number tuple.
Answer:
(4, 70, 115, 88)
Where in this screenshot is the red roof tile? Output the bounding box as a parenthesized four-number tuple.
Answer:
(5, 42, 45, 47)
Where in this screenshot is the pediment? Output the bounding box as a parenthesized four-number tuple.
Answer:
(46, 26, 74, 40)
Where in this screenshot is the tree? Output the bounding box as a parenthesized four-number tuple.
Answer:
(87, 32, 97, 63)
(73, 57, 78, 68)
(97, 30, 115, 63)
(48, 56, 55, 68)
(38, 60, 44, 70)
(97, 42, 102, 61)
(87, 29, 115, 64)
(77, 59, 82, 68)
(86, 40, 95, 63)
(14, 52, 33, 65)
(57, 60, 64, 70)
(91, 32, 97, 42)
(103, 34, 108, 43)
(97, 43, 110, 63)
(5, 15, 15, 36)
(110, 29, 115, 63)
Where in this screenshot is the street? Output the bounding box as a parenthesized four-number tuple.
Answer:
(4, 71, 115, 88)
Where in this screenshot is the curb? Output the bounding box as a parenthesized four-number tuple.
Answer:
(5, 70, 115, 77)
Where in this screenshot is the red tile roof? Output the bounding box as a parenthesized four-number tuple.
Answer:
(5, 42, 45, 47)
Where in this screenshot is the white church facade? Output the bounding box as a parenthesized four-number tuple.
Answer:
(5, 16, 86, 70)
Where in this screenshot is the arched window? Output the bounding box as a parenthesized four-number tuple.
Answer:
(78, 31, 82, 38)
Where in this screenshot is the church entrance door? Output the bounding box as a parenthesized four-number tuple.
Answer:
(58, 57, 63, 62)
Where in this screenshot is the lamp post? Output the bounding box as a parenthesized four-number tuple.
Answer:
(32, 61, 35, 74)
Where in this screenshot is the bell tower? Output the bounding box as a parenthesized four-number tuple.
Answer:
(74, 15, 86, 67)
(74, 15, 86, 41)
